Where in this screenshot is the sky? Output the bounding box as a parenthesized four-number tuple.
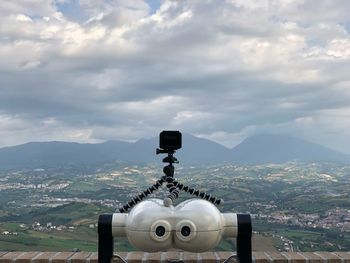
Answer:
(0, 0, 350, 153)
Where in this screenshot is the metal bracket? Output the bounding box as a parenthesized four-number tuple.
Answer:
(98, 214, 113, 263)
(236, 214, 252, 263)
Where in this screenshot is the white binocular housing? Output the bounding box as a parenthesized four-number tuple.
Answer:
(111, 198, 238, 252)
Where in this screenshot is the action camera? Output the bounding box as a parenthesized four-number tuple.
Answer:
(159, 130, 182, 151)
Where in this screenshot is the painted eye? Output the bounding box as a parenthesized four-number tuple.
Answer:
(181, 226, 191, 237)
(176, 220, 197, 241)
(150, 220, 171, 242)
(155, 226, 166, 237)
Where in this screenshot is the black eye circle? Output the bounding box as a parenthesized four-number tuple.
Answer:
(155, 226, 166, 237)
(181, 226, 191, 237)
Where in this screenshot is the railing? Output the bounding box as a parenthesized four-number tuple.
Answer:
(1, 251, 350, 263)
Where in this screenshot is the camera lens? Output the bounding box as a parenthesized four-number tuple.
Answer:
(181, 226, 191, 237)
(155, 226, 166, 237)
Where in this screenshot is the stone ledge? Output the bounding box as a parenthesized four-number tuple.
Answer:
(0, 252, 350, 263)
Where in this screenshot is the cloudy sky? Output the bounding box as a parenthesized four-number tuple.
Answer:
(1, 0, 350, 153)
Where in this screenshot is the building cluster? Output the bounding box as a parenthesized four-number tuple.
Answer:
(0, 182, 69, 191)
(31, 222, 76, 232)
(265, 208, 350, 232)
(1, 231, 18, 236)
(33, 195, 119, 208)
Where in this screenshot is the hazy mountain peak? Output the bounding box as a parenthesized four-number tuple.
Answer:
(231, 133, 348, 164)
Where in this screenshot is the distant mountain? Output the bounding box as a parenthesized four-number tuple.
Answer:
(0, 140, 132, 170)
(0, 133, 348, 170)
(230, 134, 349, 164)
(0, 134, 231, 170)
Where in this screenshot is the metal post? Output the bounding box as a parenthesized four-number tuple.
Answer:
(98, 214, 114, 263)
(236, 214, 252, 263)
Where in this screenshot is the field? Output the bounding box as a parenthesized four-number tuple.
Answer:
(0, 162, 350, 252)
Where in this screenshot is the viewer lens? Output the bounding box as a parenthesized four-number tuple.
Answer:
(155, 226, 166, 237)
(181, 226, 191, 237)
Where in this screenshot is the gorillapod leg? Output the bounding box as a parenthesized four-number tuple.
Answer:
(163, 163, 181, 202)
(171, 179, 224, 206)
(118, 176, 166, 213)
(161, 162, 223, 206)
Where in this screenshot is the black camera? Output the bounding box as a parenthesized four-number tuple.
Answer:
(159, 130, 182, 151)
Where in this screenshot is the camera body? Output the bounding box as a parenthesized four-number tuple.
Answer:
(112, 198, 237, 252)
(157, 130, 182, 153)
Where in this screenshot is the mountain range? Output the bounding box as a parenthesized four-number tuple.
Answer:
(0, 134, 349, 170)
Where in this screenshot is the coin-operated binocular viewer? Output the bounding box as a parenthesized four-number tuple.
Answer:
(98, 131, 252, 263)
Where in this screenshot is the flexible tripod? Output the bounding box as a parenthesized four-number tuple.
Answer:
(118, 150, 223, 213)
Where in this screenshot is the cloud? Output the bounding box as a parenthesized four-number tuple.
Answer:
(0, 0, 350, 153)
